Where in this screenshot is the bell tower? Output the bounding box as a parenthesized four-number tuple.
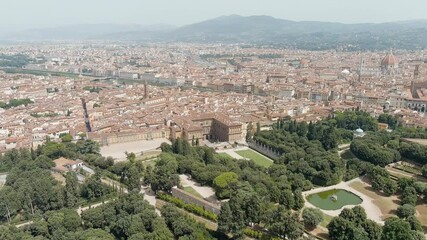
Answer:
(414, 65, 420, 80)
(144, 79, 148, 99)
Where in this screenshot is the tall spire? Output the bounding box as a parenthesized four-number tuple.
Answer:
(144, 79, 148, 99)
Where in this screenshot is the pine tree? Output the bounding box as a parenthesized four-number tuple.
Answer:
(246, 122, 254, 141)
(218, 202, 233, 234)
(182, 139, 191, 156)
(293, 190, 305, 210)
(30, 148, 37, 160)
(307, 121, 315, 140)
(126, 165, 141, 191)
(125, 152, 136, 163)
(321, 126, 338, 150)
(64, 172, 79, 208)
(173, 138, 184, 154)
(296, 121, 308, 137)
(143, 165, 153, 185)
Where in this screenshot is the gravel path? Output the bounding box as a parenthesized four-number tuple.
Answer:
(15, 221, 33, 228)
(216, 146, 249, 159)
(402, 138, 427, 146)
(303, 178, 384, 225)
(77, 201, 111, 215)
(218, 149, 245, 159)
(179, 174, 216, 200)
(141, 186, 160, 215)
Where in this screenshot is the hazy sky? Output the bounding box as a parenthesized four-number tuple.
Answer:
(1, 0, 427, 30)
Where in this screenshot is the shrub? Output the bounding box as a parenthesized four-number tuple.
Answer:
(396, 204, 416, 219)
(401, 187, 418, 206)
(243, 228, 280, 240)
(302, 208, 324, 229)
(422, 164, 427, 178)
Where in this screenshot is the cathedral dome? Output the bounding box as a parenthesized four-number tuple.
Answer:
(381, 52, 398, 67)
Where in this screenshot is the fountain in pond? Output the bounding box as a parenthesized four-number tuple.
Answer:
(306, 189, 362, 210)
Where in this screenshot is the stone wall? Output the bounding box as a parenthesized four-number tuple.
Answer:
(171, 187, 221, 215)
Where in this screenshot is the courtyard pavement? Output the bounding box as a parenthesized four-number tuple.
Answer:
(100, 138, 170, 160)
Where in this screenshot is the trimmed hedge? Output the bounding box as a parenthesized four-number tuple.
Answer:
(157, 192, 218, 222)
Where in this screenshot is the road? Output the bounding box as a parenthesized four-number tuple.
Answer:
(0, 173, 7, 187)
(15, 221, 34, 228)
(77, 201, 111, 215)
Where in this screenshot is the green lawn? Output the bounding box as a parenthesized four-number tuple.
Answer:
(183, 186, 203, 199)
(142, 158, 158, 168)
(320, 213, 334, 228)
(235, 149, 274, 167)
(393, 164, 422, 175)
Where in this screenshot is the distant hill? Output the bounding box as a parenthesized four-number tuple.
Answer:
(2, 15, 427, 50)
(0, 23, 176, 41)
(160, 15, 427, 50)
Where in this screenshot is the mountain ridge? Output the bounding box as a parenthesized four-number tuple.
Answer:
(2, 15, 427, 50)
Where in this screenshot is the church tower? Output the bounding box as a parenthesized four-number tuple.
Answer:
(144, 79, 148, 99)
(414, 65, 420, 79)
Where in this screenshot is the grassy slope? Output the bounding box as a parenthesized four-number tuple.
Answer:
(235, 149, 274, 167)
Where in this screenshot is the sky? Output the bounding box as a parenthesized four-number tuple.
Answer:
(1, 0, 427, 31)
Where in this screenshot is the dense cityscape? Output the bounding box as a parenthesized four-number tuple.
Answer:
(2, 45, 427, 151)
(1, 1, 427, 240)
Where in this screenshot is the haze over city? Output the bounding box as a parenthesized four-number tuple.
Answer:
(1, 0, 427, 31)
(1, 1, 427, 240)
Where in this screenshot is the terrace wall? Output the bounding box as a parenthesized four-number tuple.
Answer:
(171, 187, 221, 215)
